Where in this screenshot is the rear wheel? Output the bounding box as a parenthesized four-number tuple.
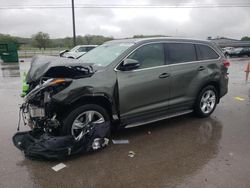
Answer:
(194, 86, 218, 118)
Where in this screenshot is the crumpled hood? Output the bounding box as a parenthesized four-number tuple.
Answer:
(26, 55, 95, 83)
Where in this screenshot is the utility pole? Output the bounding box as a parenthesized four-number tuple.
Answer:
(71, 0, 76, 46)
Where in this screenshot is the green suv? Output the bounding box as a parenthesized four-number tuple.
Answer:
(23, 37, 229, 141)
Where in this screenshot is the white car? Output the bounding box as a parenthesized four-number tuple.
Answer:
(222, 47, 234, 56)
(60, 45, 98, 59)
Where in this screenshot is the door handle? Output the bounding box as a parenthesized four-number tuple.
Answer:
(159, 73, 170, 78)
(197, 66, 206, 71)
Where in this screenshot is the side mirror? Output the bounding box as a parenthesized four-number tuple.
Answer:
(119, 59, 140, 71)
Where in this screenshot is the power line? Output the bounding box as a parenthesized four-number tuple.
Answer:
(1, 4, 250, 9)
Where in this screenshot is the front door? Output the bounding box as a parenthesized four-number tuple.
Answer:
(116, 43, 171, 123)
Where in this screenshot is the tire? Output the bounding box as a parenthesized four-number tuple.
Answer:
(62, 104, 110, 138)
(194, 85, 218, 118)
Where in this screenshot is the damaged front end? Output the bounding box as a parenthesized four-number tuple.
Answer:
(20, 56, 95, 133)
(21, 78, 72, 132)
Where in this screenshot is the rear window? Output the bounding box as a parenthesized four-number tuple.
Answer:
(196, 44, 219, 60)
(166, 43, 196, 64)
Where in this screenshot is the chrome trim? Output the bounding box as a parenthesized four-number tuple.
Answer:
(114, 41, 221, 72)
(125, 110, 193, 128)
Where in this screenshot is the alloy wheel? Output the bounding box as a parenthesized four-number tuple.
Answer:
(200, 90, 216, 114)
(71, 110, 105, 140)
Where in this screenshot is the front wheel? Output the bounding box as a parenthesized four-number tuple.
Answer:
(194, 86, 218, 118)
(62, 104, 110, 141)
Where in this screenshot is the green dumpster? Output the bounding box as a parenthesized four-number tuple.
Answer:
(0, 42, 19, 63)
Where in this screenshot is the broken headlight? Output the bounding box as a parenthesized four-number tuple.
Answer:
(25, 78, 72, 102)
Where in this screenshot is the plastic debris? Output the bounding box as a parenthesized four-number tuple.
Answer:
(147, 131, 151, 135)
(234, 96, 245, 101)
(12, 122, 111, 160)
(112, 139, 129, 144)
(128, 151, 135, 158)
(52, 163, 66, 172)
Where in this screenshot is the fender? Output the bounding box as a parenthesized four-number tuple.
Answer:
(195, 80, 221, 103)
(51, 83, 120, 122)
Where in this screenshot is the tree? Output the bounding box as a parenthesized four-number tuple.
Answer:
(31, 32, 51, 49)
(62, 37, 73, 48)
(0, 34, 20, 49)
(84, 34, 92, 45)
(75, 35, 113, 46)
(133, 34, 167, 38)
(241, 36, 250, 41)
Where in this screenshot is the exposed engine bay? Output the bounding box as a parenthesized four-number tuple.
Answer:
(21, 78, 71, 133)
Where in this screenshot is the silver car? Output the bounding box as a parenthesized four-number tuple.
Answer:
(60, 45, 98, 59)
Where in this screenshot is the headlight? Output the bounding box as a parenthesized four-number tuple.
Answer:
(25, 78, 72, 102)
(42, 78, 72, 87)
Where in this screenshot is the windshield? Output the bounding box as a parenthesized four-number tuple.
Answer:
(79, 42, 134, 66)
(70, 46, 80, 52)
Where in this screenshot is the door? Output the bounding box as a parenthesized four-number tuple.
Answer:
(116, 43, 171, 122)
(165, 42, 202, 110)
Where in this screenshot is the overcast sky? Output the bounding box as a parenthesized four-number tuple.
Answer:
(0, 0, 250, 39)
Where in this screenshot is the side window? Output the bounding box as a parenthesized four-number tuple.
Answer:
(166, 43, 196, 64)
(128, 43, 165, 69)
(196, 44, 219, 60)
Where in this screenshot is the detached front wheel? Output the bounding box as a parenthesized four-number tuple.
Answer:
(194, 86, 218, 118)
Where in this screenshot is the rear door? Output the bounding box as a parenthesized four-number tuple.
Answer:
(165, 42, 202, 110)
(117, 43, 171, 123)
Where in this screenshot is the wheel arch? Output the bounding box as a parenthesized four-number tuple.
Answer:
(60, 95, 119, 123)
(197, 81, 220, 103)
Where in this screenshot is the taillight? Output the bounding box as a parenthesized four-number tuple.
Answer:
(223, 59, 230, 68)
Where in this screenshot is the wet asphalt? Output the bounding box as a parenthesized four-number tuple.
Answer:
(0, 58, 250, 188)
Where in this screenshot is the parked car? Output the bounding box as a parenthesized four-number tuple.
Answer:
(222, 47, 234, 56)
(23, 38, 229, 148)
(59, 45, 97, 59)
(225, 47, 250, 57)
